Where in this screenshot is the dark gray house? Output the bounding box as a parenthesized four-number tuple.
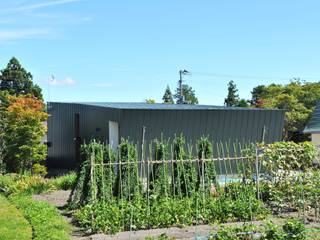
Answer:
(47, 102, 285, 169)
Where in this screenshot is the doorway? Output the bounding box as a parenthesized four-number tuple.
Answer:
(109, 121, 119, 150)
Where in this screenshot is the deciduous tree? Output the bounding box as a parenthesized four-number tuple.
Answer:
(4, 96, 48, 173)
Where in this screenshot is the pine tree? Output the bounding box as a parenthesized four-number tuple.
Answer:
(0, 57, 43, 99)
(162, 85, 174, 104)
(174, 84, 198, 104)
(224, 80, 239, 107)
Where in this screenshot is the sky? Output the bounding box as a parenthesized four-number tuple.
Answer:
(0, 0, 320, 105)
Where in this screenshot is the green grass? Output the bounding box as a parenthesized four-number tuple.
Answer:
(9, 195, 71, 240)
(0, 194, 32, 240)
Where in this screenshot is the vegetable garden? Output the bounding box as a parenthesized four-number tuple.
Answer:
(69, 136, 320, 239)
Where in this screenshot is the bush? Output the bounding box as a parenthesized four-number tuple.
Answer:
(32, 163, 47, 176)
(9, 195, 71, 240)
(262, 142, 317, 173)
(262, 220, 306, 240)
(0, 174, 54, 196)
(51, 172, 77, 190)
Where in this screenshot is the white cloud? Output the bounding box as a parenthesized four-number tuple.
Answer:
(1, 0, 83, 13)
(49, 77, 76, 86)
(0, 28, 54, 42)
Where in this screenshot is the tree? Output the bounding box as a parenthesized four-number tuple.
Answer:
(0, 91, 8, 171)
(174, 84, 198, 104)
(236, 99, 249, 107)
(250, 85, 267, 107)
(224, 80, 239, 107)
(162, 85, 174, 104)
(145, 98, 156, 104)
(249, 79, 320, 140)
(4, 96, 48, 173)
(0, 57, 43, 99)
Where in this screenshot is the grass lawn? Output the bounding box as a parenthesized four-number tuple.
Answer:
(0, 194, 32, 240)
(9, 195, 71, 240)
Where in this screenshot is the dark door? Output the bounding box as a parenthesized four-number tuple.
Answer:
(74, 113, 81, 166)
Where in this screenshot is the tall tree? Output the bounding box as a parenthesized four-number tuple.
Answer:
(224, 80, 239, 107)
(0, 57, 43, 99)
(162, 85, 174, 104)
(0, 91, 8, 171)
(4, 96, 48, 173)
(174, 84, 198, 104)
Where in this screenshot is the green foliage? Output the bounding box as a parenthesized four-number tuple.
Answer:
(236, 99, 249, 107)
(145, 99, 156, 103)
(70, 140, 115, 206)
(224, 80, 239, 107)
(51, 172, 77, 190)
(262, 141, 317, 173)
(162, 85, 174, 104)
(174, 84, 198, 104)
(262, 220, 306, 240)
(250, 80, 320, 140)
(150, 138, 171, 197)
(282, 219, 306, 240)
(173, 135, 197, 197)
(4, 96, 48, 173)
(115, 138, 141, 200)
(213, 224, 256, 240)
(32, 163, 47, 176)
(74, 183, 268, 234)
(0, 174, 54, 196)
(9, 195, 71, 240)
(0, 194, 32, 240)
(0, 57, 43, 99)
(197, 137, 217, 192)
(0, 173, 77, 197)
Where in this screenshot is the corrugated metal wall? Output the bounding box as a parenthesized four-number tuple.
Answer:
(47, 103, 285, 169)
(120, 109, 284, 155)
(47, 103, 120, 168)
(119, 109, 285, 143)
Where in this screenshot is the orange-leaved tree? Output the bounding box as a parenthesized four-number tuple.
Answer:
(4, 96, 48, 173)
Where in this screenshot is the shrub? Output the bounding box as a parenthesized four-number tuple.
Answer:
(262, 220, 306, 240)
(51, 172, 77, 190)
(32, 163, 47, 176)
(0, 174, 54, 196)
(262, 141, 317, 173)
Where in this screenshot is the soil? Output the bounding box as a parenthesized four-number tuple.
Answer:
(32, 190, 320, 240)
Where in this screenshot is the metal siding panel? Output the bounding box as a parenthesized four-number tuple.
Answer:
(48, 102, 285, 169)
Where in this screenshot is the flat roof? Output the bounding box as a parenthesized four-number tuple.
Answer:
(49, 102, 284, 111)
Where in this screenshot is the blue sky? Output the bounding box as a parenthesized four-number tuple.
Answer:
(0, 0, 320, 105)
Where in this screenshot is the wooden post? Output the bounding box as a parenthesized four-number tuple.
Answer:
(255, 146, 260, 200)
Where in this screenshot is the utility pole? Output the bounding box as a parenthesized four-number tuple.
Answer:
(178, 69, 190, 104)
